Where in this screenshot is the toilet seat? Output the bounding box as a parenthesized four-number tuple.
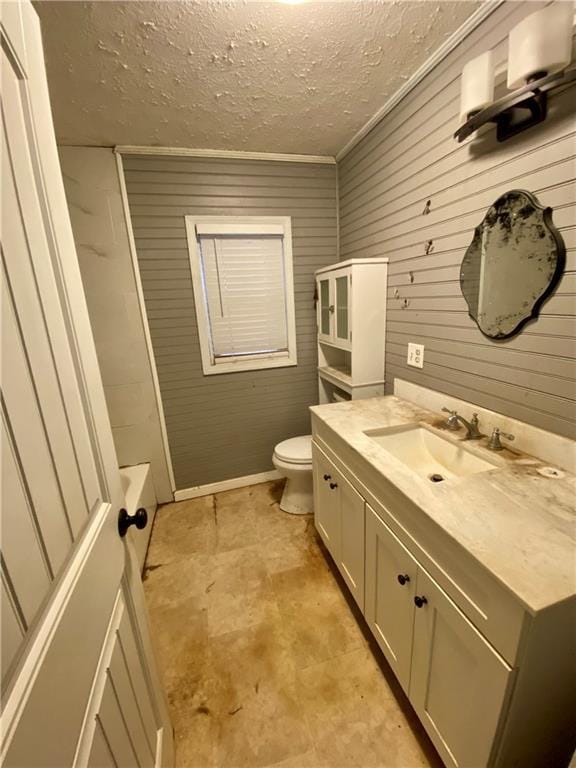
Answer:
(274, 435, 312, 465)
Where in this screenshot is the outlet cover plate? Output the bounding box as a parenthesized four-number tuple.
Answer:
(407, 343, 424, 368)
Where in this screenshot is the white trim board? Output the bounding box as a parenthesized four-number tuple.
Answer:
(174, 470, 281, 502)
(336, 0, 505, 161)
(114, 145, 336, 165)
(115, 152, 176, 493)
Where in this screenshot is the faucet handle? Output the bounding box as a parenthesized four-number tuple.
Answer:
(441, 407, 460, 431)
(488, 427, 515, 451)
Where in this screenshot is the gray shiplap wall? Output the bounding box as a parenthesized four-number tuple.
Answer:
(338, 0, 576, 440)
(124, 156, 337, 489)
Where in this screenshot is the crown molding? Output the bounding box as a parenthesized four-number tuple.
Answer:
(336, 0, 505, 162)
(114, 145, 336, 165)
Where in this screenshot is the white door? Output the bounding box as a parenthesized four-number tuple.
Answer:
(364, 505, 417, 693)
(0, 3, 173, 766)
(409, 568, 512, 768)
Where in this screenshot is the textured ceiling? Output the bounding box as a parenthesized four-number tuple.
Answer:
(35, 0, 479, 156)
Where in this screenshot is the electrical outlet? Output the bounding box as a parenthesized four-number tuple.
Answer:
(407, 343, 424, 369)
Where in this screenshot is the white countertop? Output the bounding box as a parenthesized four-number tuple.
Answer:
(310, 395, 576, 614)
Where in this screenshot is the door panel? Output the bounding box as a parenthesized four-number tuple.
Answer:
(1, 577, 24, 683)
(312, 444, 340, 558)
(365, 505, 417, 692)
(1, 415, 52, 626)
(410, 569, 512, 768)
(338, 473, 365, 611)
(0, 3, 173, 766)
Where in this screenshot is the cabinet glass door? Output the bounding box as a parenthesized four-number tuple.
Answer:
(335, 274, 349, 344)
(318, 278, 332, 339)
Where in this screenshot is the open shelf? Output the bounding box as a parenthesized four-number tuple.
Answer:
(318, 365, 352, 393)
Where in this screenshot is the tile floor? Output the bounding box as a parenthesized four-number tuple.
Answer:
(143, 480, 443, 768)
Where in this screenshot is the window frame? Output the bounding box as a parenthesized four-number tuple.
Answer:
(185, 215, 298, 376)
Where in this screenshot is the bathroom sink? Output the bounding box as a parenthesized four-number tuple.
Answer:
(364, 424, 497, 482)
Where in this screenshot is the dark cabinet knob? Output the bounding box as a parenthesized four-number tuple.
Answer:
(397, 574, 410, 586)
(414, 595, 428, 608)
(329, 482, 338, 490)
(118, 507, 148, 538)
(323, 474, 331, 481)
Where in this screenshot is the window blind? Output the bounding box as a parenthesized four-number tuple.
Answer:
(197, 234, 289, 360)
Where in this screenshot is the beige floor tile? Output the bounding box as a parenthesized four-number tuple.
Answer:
(143, 481, 441, 768)
(147, 495, 217, 564)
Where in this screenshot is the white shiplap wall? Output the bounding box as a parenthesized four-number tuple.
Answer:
(338, 0, 576, 440)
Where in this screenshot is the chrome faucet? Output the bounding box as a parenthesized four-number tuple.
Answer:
(442, 408, 482, 440)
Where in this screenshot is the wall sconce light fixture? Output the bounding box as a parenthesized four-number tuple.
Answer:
(455, 4, 575, 143)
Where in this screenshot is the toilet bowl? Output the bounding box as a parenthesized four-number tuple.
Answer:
(272, 435, 313, 515)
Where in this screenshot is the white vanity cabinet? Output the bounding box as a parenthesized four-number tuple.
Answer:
(312, 430, 576, 768)
(312, 444, 365, 611)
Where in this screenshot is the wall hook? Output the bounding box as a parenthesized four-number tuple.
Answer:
(409, 271, 414, 283)
(425, 239, 434, 255)
(422, 200, 431, 215)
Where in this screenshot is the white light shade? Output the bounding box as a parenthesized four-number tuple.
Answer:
(507, 3, 574, 89)
(459, 51, 495, 123)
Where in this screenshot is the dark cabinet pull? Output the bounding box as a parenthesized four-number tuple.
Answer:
(329, 482, 338, 490)
(118, 507, 148, 538)
(397, 574, 410, 586)
(414, 595, 428, 608)
(323, 474, 331, 481)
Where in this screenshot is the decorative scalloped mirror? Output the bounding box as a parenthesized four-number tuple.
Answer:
(460, 190, 565, 339)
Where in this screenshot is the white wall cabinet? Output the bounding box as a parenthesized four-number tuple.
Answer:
(315, 258, 388, 403)
(312, 430, 576, 768)
(313, 444, 365, 611)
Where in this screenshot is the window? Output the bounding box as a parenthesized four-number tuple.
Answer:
(185, 216, 298, 375)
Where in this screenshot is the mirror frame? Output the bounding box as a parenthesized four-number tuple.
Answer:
(460, 189, 566, 340)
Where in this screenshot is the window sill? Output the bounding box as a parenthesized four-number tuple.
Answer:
(201, 354, 298, 376)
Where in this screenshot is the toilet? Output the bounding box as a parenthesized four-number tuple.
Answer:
(272, 435, 313, 515)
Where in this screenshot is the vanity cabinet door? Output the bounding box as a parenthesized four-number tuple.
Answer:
(337, 472, 365, 611)
(312, 444, 340, 559)
(365, 505, 417, 692)
(409, 568, 513, 768)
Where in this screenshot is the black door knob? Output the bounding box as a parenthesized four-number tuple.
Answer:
(397, 574, 410, 586)
(329, 482, 338, 490)
(414, 595, 428, 608)
(323, 474, 331, 481)
(118, 507, 148, 538)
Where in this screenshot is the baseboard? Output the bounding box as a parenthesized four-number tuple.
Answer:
(173, 470, 282, 502)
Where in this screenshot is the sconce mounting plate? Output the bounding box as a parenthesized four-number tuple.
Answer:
(454, 68, 576, 143)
